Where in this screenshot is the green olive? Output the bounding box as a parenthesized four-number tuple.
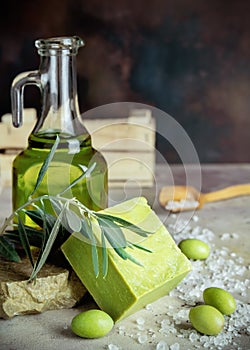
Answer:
(203, 287, 236, 315)
(178, 238, 210, 260)
(189, 305, 225, 335)
(71, 309, 114, 338)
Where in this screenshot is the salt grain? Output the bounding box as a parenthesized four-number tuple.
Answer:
(145, 303, 153, 310)
(156, 340, 169, 350)
(118, 325, 125, 335)
(192, 215, 199, 222)
(148, 328, 155, 335)
(137, 324, 145, 331)
(169, 343, 180, 350)
(220, 233, 230, 240)
(138, 334, 147, 344)
(108, 344, 119, 350)
(161, 319, 170, 327)
(189, 332, 198, 342)
(136, 317, 145, 325)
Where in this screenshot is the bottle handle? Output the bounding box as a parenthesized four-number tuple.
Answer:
(11, 70, 41, 127)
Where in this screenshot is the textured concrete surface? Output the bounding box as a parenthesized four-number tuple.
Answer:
(0, 164, 249, 349)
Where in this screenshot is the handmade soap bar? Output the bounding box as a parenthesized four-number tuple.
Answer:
(0, 257, 86, 319)
(61, 197, 192, 322)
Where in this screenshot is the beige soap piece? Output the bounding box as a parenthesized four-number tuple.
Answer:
(0, 257, 86, 319)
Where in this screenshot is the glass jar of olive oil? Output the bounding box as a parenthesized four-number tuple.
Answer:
(11, 36, 108, 224)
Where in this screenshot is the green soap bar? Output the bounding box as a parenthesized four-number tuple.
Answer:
(61, 197, 192, 322)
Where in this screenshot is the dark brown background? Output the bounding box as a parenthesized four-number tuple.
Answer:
(1, 0, 250, 163)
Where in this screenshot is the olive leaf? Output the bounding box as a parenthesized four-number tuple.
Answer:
(24, 206, 69, 247)
(50, 198, 72, 233)
(112, 246, 143, 267)
(0, 236, 21, 262)
(30, 135, 60, 196)
(18, 216, 34, 267)
(65, 207, 82, 232)
(120, 248, 143, 267)
(5, 227, 44, 247)
(97, 216, 145, 268)
(24, 209, 55, 232)
(81, 217, 99, 277)
(49, 198, 63, 215)
(29, 204, 67, 281)
(58, 162, 96, 196)
(129, 242, 152, 253)
(96, 213, 153, 237)
(101, 226, 108, 277)
(97, 216, 127, 248)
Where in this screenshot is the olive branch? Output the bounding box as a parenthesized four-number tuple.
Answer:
(0, 136, 153, 280)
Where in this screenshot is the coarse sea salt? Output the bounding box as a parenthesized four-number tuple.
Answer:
(136, 317, 145, 325)
(145, 303, 153, 311)
(108, 217, 249, 349)
(166, 218, 249, 347)
(192, 215, 199, 222)
(170, 343, 180, 350)
(156, 340, 169, 350)
(165, 199, 199, 211)
(138, 334, 148, 344)
(107, 344, 120, 350)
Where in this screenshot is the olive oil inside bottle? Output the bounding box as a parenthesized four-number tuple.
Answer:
(13, 133, 108, 225)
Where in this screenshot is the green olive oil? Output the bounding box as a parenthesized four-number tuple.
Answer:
(13, 132, 108, 224)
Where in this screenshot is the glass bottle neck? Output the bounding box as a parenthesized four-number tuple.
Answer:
(34, 51, 87, 139)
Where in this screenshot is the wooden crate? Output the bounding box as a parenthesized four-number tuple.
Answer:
(0, 109, 155, 189)
(0, 109, 37, 150)
(0, 109, 37, 189)
(85, 109, 155, 187)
